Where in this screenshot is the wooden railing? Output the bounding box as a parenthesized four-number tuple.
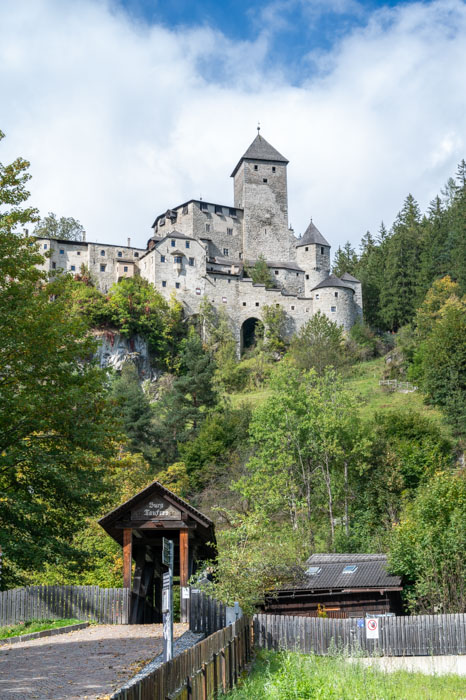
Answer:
(189, 588, 227, 635)
(0, 585, 130, 626)
(379, 379, 417, 392)
(254, 612, 466, 656)
(110, 615, 252, 700)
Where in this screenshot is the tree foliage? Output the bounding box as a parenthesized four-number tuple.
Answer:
(289, 311, 348, 374)
(245, 255, 275, 289)
(34, 212, 85, 241)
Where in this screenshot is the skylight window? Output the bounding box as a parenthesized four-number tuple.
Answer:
(306, 566, 321, 575)
(342, 565, 358, 574)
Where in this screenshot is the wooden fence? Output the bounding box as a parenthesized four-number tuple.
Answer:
(254, 613, 466, 656)
(111, 615, 252, 700)
(0, 585, 130, 626)
(190, 589, 227, 636)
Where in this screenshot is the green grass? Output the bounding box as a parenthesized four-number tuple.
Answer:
(228, 357, 451, 435)
(226, 650, 466, 699)
(0, 618, 82, 640)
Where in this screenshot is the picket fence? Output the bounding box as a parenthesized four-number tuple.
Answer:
(189, 589, 227, 636)
(0, 585, 130, 626)
(110, 615, 251, 700)
(254, 613, 466, 656)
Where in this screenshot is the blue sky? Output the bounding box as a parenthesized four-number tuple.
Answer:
(0, 0, 465, 249)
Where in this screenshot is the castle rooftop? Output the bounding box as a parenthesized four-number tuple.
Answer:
(312, 274, 355, 291)
(296, 221, 330, 248)
(231, 133, 289, 177)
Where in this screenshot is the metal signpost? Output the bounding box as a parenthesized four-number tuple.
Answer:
(162, 537, 174, 662)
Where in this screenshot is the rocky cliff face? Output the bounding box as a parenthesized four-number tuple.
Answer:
(94, 331, 154, 378)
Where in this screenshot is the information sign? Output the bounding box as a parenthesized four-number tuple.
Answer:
(366, 617, 379, 639)
(162, 537, 174, 568)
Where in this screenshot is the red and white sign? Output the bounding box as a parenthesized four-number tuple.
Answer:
(366, 617, 379, 639)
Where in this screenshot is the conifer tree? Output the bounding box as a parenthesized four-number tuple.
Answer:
(332, 241, 358, 277)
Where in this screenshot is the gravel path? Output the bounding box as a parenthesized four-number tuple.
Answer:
(0, 623, 188, 700)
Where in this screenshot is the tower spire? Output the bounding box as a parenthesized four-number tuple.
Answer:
(257, 121, 260, 135)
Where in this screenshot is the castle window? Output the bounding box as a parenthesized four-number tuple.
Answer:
(291, 305, 295, 310)
(296, 273, 299, 276)
(272, 166, 276, 172)
(134, 252, 139, 257)
(124, 266, 128, 272)
(43, 244, 48, 250)
(275, 270, 279, 275)
(59, 249, 64, 254)
(162, 281, 167, 287)
(159, 218, 165, 226)
(118, 251, 122, 257)
(171, 240, 176, 247)
(276, 303, 280, 308)
(321, 246, 324, 255)
(182, 205, 188, 215)
(263, 178, 268, 183)
(100, 250, 105, 256)
(70, 265, 76, 271)
(189, 257, 194, 266)
(305, 247, 309, 252)
(229, 208, 237, 217)
(52, 261, 56, 269)
(315, 293, 319, 299)
(100, 264, 106, 272)
(334, 291, 338, 298)
(161, 255, 165, 262)
(200, 202, 208, 211)
(242, 302, 246, 306)
(306, 274, 309, 280)
(331, 306, 337, 312)
(77, 251, 81, 256)
(175, 282, 180, 289)
(255, 302, 259, 307)
(222, 296, 227, 303)
(174, 256, 182, 264)
(254, 165, 258, 171)
(185, 241, 190, 249)
(205, 224, 210, 233)
(223, 248, 229, 256)
(227, 227, 233, 235)
(215, 205, 222, 215)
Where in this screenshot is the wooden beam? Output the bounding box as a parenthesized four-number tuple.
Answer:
(180, 529, 189, 623)
(123, 528, 132, 589)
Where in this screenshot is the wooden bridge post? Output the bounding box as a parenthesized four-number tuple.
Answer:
(123, 528, 132, 590)
(180, 529, 189, 623)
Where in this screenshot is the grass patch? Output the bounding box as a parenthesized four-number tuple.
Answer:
(0, 618, 82, 640)
(226, 650, 466, 699)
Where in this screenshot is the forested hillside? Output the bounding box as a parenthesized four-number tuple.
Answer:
(1, 131, 464, 616)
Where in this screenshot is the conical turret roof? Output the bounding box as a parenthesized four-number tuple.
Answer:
(341, 271, 361, 283)
(312, 274, 354, 291)
(231, 134, 289, 177)
(296, 221, 330, 248)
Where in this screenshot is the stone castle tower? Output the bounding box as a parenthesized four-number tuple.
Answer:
(36, 132, 362, 351)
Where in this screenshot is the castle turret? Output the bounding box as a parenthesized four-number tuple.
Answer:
(341, 272, 363, 320)
(295, 220, 331, 296)
(231, 132, 293, 261)
(312, 274, 355, 331)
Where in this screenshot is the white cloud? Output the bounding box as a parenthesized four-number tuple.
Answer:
(0, 0, 465, 252)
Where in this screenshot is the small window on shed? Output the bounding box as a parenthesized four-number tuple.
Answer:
(306, 566, 321, 575)
(342, 565, 358, 574)
(331, 306, 337, 312)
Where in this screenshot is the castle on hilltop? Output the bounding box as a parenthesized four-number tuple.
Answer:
(37, 131, 362, 351)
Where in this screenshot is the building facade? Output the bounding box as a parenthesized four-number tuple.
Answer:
(37, 132, 362, 350)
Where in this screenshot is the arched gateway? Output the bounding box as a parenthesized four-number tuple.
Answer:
(99, 481, 215, 624)
(240, 317, 262, 352)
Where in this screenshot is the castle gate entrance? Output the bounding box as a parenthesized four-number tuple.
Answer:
(241, 317, 262, 353)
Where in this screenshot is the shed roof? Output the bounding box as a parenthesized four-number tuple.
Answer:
(277, 553, 402, 591)
(296, 221, 330, 249)
(231, 134, 289, 177)
(312, 274, 355, 291)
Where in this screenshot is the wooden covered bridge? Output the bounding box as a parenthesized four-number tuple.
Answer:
(98, 481, 216, 624)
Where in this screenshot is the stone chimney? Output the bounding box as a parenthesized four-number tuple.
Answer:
(82, 230, 86, 242)
(127, 237, 131, 248)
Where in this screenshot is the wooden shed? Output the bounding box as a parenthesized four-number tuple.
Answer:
(98, 480, 215, 624)
(263, 554, 403, 618)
